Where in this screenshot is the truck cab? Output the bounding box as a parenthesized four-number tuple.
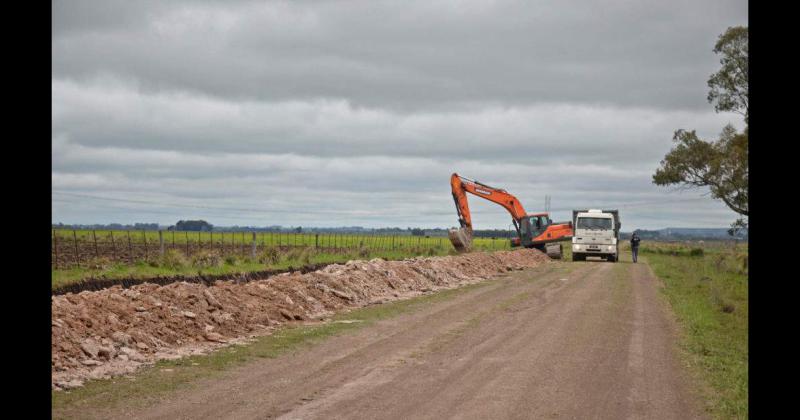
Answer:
(571, 209, 620, 262)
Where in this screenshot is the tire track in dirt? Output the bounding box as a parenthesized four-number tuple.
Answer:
(281, 263, 616, 419)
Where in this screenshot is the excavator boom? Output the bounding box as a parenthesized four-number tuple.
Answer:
(449, 173, 528, 251)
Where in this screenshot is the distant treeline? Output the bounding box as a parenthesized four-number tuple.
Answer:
(623, 228, 748, 241)
(51, 222, 745, 241)
(51, 221, 514, 238)
(52, 222, 161, 231)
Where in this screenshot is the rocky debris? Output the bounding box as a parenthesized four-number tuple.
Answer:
(330, 289, 352, 300)
(204, 332, 227, 343)
(52, 248, 549, 390)
(54, 379, 84, 390)
(80, 338, 100, 358)
(279, 309, 295, 320)
(119, 347, 147, 362)
(111, 331, 132, 346)
(203, 290, 223, 309)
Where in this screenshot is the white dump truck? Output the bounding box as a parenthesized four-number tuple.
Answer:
(571, 209, 620, 262)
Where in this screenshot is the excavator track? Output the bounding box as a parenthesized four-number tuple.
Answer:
(545, 242, 563, 259)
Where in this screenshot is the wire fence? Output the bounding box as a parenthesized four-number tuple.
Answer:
(51, 229, 512, 269)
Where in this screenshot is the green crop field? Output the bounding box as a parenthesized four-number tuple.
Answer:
(52, 229, 510, 253)
(51, 229, 514, 288)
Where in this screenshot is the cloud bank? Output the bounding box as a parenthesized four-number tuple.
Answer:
(52, 0, 748, 229)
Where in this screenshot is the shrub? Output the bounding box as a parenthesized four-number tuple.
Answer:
(86, 256, 114, 270)
(258, 246, 281, 264)
(191, 251, 222, 268)
(282, 247, 305, 261)
(300, 247, 316, 265)
(158, 249, 188, 269)
(690, 247, 705, 257)
(283, 246, 316, 264)
(358, 247, 370, 258)
(224, 255, 239, 266)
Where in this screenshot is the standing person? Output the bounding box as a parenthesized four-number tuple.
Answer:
(630, 232, 641, 263)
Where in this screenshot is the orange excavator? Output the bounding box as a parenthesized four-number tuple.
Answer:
(448, 173, 573, 259)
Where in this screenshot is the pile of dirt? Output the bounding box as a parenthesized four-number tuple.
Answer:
(52, 249, 549, 390)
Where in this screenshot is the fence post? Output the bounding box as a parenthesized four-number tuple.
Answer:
(315, 234, 319, 249)
(53, 230, 59, 269)
(185, 231, 190, 255)
(142, 230, 148, 260)
(92, 230, 99, 258)
(159, 230, 165, 256)
(211, 231, 214, 253)
(127, 230, 133, 263)
(251, 232, 256, 258)
(73, 230, 79, 265)
(110, 230, 116, 259)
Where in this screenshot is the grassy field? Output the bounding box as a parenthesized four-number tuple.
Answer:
(53, 229, 511, 250)
(639, 240, 748, 419)
(51, 236, 511, 289)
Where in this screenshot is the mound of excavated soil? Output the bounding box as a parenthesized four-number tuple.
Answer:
(52, 249, 549, 390)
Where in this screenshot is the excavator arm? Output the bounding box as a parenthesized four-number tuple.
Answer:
(448, 172, 573, 257)
(449, 173, 528, 251)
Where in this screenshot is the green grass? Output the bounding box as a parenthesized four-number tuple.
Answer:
(52, 229, 514, 288)
(52, 278, 498, 417)
(52, 244, 513, 289)
(53, 229, 511, 251)
(642, 241, 748, 419)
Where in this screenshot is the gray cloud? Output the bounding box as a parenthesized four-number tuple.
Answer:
(53, 0, 747, 110)
(52, 0, 748, 230)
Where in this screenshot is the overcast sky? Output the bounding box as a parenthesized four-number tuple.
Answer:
(52, 0, 748, 230)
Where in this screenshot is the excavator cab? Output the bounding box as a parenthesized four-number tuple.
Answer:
(519, 214, 551, 247)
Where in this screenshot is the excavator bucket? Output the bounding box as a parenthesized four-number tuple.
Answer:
(448, 227, 473, 252)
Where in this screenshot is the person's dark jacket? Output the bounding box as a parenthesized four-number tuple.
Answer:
(630, 235, 641, 248)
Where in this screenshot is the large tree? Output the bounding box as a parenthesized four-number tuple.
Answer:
(653, 26, 748, 231)
(707, 26, 749, 123)
(173, 219, 214, 232)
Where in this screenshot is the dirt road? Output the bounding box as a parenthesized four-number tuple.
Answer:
(68, 259, 704, 419)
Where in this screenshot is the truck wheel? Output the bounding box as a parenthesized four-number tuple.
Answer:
(572, 253, 583, 262)
(607, 254, 617, 263)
